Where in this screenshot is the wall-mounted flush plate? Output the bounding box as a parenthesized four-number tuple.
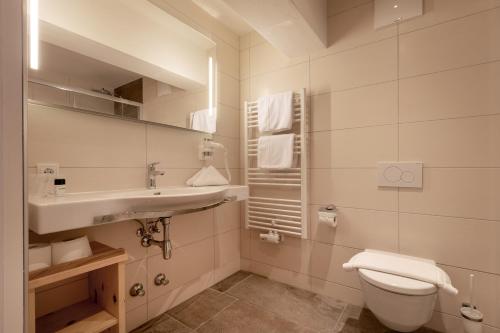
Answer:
(37, 163, 59, 176)
(377, 161, 422, 188)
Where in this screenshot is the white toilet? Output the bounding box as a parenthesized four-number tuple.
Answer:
(344, 250, 457, 332)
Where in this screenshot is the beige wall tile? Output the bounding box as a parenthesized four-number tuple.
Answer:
(400, 61, 500, 122)
(148, 210, 213, 257)
(240, 33, 251, 51)
(399, 0, 500, 34)
(146, 124, 206, 169)
(147, 237, 214, 298)
(214, 229, 240, 268)
(240, 79, 250, 110)
(246, 259, 313, 291)
(126, 259, 148, 311)
(321, 2, 396, 57)
(399, 168, 500, 221)
(214, 201, 241, 234)
(240, 49, 250, 80)
(250, 63, 309, 100)
(399, 8, 500, 77)
(216, 104, 240, 139)
(211, 135, 240, 169)
(28, 105, 146, 167)
(214, 37, 239, 80)
(310, 168, 398, 211)
(309, 243, 361, 288)
(240, 228, 251, 259)
(436, 265, 500, 327)
(310, 205, 398, 251)
(218, 72, 240, 109)
(327, 0, 372, 17)
(250, 42, 308, 77)
(147, 271, 215, 320)
(155, 168, 200, 187)
(310, 38, 397, 94)
(400, 115, 500, 167)
(310, 125, 397, 168)
(330, 81, 397, 129)
(213, 257, 241, 284)
(28, 167, 146, 194)
(400, 213, 500, 274)
(249, 231, 311, 274)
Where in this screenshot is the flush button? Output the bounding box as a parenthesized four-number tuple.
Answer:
(378, 162, 422, 188)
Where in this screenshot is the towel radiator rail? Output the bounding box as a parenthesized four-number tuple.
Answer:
(243, 89, 308, 238)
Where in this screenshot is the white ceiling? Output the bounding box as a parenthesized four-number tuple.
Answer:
(192, 0, 253, 35)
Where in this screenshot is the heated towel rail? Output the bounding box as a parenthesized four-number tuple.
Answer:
(243, 89, 308, 238)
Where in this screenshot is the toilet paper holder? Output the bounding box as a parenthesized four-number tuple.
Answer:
(318, 205, 338, 227)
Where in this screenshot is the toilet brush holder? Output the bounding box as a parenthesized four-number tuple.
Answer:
(461, 303, 483, 333)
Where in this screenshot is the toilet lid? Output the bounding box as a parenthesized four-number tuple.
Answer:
(359, 268, 437, 296)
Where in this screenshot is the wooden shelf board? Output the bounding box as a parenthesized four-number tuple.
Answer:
(29, 241, 128, 290)
(36, 300, 117, 333)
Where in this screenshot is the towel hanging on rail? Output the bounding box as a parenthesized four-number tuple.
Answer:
(257, 91, 293, 133)
(257, 134, 295, 169)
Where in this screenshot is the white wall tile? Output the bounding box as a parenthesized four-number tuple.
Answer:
(400, 61, 500, 122)
(399, 168, 500, 221)
(399, 8, 500, 77)
(400, 213, 500, 274)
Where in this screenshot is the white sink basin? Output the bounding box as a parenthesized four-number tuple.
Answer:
(29, 185, 248, 234)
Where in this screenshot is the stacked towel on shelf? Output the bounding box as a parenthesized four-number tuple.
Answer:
(257, 134, 295, 169)
(257, 91, 293, 133)
(186, 165, 229, 187)
(190, 108, 216, 133)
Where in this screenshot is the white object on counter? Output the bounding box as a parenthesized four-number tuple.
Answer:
(51, 235, 92, 265)
(186, 165, 229, 186)
(28, 243, 52, 272)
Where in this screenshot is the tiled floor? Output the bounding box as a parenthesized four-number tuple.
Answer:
(132, 271, 439, 333)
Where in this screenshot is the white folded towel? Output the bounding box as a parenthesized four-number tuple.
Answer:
(343, 249, 458, 295)
(190, 108, 216, 133)
(186, 165, 229, 187)
(257, 91, 293, 133)
(257, 134, 295, 169)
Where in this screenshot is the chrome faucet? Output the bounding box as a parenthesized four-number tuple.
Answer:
(148, 162, 165, 189)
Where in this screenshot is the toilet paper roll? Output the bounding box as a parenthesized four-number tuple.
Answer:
(52, 236, 93, 265)
(318, 211, 337, 227)
(28, 243, 52, 272)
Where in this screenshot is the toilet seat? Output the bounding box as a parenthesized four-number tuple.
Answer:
(359, 268, 437, 296)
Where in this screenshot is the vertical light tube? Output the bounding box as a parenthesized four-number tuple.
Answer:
(208, 56, 213, 116)
(29, 0, 39, 70)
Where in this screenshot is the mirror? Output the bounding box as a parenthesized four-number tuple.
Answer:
(28, 0, 217, 134)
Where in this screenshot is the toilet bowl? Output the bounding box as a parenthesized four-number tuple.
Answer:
(358, 268, 437, 332)
(344, 250, 456, 332)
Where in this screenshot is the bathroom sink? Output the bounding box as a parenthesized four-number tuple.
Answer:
(29, 185, 248, 234)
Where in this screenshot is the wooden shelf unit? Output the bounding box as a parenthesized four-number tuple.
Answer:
(28, 242, 128, 333)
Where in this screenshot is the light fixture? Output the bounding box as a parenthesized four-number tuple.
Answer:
(393, 5, 399, 8)
(29, 0, 39, 70)
(208, 56, 213, 116)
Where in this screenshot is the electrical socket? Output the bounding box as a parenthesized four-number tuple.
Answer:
(37, 163, 59, 176)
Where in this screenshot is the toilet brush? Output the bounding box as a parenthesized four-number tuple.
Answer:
(460, 274, 483, 333)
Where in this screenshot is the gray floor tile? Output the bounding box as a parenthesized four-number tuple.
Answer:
(131, 314, 193, 333)
(197, 300, 317, 333)
(211, 271, 252, 292)
(168, 289, 237, 329)
(227, 275, 346, 332)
